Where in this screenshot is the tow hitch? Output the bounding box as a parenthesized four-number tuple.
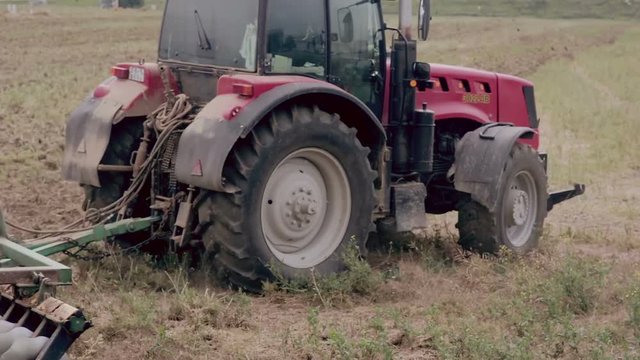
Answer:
(548, 184, 586, 211)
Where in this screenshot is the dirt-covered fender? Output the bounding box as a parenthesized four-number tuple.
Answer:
(62, 63, 167, 187)
(175, 75, 386, 192)
(453, 123, 536, 212)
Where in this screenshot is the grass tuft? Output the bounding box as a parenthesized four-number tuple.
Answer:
(269, 239, 384, 307)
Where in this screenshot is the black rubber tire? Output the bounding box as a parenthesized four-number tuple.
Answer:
(82, 120, 142, 211)
(81, 119, 155, 252)
(457, 143, 548, 255)
(197, 106, 376, 292)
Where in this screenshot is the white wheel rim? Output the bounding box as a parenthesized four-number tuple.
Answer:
(502, 170, 538, 247)
(261, 148, 351, 269)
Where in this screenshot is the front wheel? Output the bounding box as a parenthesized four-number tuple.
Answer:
(457, 143, 548, 254)
(197, 106, 376, 292)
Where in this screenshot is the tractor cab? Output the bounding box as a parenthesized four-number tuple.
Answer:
(158, 0, 391, 113)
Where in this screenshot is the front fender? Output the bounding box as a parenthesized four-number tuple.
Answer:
(453, 123, 535, 212)
(62, 63, 167, 187)
(175, 78, 386, 192)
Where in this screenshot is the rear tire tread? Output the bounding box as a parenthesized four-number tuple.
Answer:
(198, 105, 375, 292)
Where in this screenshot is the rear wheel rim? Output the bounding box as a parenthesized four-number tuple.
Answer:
(261, 148, 351, 269)
(502, 170, 538, 248)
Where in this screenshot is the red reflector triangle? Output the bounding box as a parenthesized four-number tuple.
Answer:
(191, 160, 203, 177)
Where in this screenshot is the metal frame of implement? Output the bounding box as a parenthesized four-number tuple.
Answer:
(0, 216, 159, 290)
(0, 214, 160, 360)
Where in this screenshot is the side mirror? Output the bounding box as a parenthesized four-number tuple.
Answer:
(413, 62, 431, 80)
(338, 8, 354, 43)
(418, 0, 431, 41)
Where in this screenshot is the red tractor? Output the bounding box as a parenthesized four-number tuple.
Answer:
(62, 0, 584, 291)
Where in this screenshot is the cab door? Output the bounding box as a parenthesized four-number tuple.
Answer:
(328, 0, 385, 116)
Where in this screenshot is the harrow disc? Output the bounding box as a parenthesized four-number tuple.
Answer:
(0, 294, 90, 360)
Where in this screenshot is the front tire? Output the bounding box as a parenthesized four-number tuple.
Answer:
(197, 106, 376, 292)
(457, 143, 548, 254)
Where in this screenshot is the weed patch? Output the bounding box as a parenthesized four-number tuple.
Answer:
(269, 241, 384, 307)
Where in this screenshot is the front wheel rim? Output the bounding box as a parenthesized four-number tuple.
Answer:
(502, 170, 538, 248)
(261, 148, 351, 269)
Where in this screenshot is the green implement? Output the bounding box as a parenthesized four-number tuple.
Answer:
(0, 216, 160, 288)
(0, 212, 161, 360)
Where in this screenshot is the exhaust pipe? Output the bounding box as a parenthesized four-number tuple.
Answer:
(399, 0, 413, 40)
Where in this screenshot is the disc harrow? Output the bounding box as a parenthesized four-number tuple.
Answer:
(0, 211, 160, 359)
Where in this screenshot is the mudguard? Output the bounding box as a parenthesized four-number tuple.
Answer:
(62, 63, 167, 187)
(453, 123, 535, 212)
(62, 97, 124, 187)
(175, 80, 386, 192)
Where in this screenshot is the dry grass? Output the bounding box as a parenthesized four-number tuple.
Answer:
(0, 4, 640, 359)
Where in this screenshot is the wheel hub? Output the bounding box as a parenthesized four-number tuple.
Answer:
(261, 148, 351, 268)
(285, 187, 319, 231)
(511, 190, 529, 226)
(502, 170, 539, 248)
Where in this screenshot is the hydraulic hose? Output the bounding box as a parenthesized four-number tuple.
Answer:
(5, 96, 194, 237)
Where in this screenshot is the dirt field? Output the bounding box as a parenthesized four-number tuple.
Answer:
(1, 5, 640, 360)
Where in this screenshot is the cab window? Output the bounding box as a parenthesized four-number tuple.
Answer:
(329, 0, 383, 107)
(265, 0, 327, 77)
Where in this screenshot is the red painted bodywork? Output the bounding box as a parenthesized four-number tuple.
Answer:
(220, 69, 539, 151)
(382, 61, 539, 149)
(218, 74, 328, 97)
(419, 64, 539, 149)
(215, 74, 328, 120)
(418, 64, 498, 124)
(91, 62, 173, 120)
(103, 61, 538, 147)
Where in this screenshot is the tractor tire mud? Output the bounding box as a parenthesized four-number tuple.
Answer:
(197, 106, 376, 292)
(457, 143, 548, 255)
(82, 120, 142, 210)
(82, 118, 156, 253)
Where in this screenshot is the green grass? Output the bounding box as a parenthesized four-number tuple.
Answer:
(267, 240, 385, 307)
(533, 26, 640, 184)
(281, 252, 636, 359)
(66, 253, 254, 358)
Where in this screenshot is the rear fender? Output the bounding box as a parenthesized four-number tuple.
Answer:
(453, 123, 535, 212)
(175, 76, 386, 192)
(62, 63, 168, 187)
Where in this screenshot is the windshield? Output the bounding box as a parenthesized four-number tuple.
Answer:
(159, 0, 260, 71)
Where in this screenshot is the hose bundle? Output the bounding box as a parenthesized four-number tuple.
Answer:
(6, 96, 195, 238)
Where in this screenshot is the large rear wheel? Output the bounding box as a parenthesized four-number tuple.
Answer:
(82, 119, 157, 253)
(197, 106, 376, 292)
(457, 143, 548, 254)
(82, 120, 142, 211)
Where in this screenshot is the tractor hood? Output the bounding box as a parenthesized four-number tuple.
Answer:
(430, 63, 498, 82)
(422, 64, 538, 142)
